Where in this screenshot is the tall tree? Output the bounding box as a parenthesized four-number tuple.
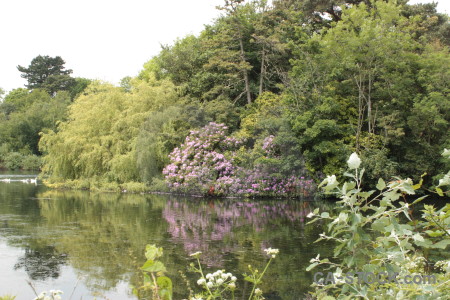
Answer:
(17, 55, 75, 94)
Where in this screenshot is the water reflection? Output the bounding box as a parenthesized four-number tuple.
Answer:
(0, 180, 333, 299)
(163, 199, 314, 267)
(14, 245, 67, 280)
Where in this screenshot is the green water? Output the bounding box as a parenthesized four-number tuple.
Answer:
(0, 176, 333, 300)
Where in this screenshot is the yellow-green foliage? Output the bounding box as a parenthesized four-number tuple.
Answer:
(239, 92, 284, 138)
(39, 78, 178, 185)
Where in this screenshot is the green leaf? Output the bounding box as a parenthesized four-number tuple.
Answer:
(157, 276, 173, 300)
(321, 212, 330, 218)
(436, 187, 444, 197)
(413, 233, 424, 242)
(426, 230, 445, 237)
(145, 244, 163, 260)
(157, 276, 172, 290)
(412, 173, 426, 190)
(371, 217, 390, 232)
(414, 239, 433, 248)
(306, 262, 318, 271)
(142, 261, 167, 273)
(376, 178, 386, 190)
(431, 240, 450, 249)
(244, 275, 257, 283)
(412, 195, 428, 205)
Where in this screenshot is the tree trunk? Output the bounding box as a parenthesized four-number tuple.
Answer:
(239, 38, 252, 104)
(259, 47, 266, 96)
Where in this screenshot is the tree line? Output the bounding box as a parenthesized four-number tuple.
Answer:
(1, 0, 448, 195)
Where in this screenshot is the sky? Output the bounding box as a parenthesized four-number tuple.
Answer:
(0, 0, 448, 93)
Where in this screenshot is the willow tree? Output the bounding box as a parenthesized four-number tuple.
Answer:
(39, 77, 178, 183)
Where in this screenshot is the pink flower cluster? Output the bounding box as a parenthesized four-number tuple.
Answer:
(215, 167, 315, 197)
(163, 122, 315, 197)
(163, 122, 238, 194)
(262, 135, 276, 155)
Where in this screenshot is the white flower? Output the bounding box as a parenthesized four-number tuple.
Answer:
(206, 273, 213, 280)
(347, 152, 361, 169)
(228, 282, 236, 289)
(231, 276, 237, 282)
(310, 254, 320, 263)
(216, 278, 224, 285)
(264, 248, 279, 258)
(206, 281, 214, 288)
(307, 212, 315, 218)
(197, 278, 206, 285)
(190, 251, 202, 257)
(255, 288, 263, 295)
(221, 273, 229, 280)
(326, 175, 337, 185)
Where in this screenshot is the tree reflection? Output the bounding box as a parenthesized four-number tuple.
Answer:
(0, 184, 335, 299)
(163, 199, 317, 267)
(14, 245, 67, 280)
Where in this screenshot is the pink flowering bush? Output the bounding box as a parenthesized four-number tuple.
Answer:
(163, 122, 315, 197)
(163, 122, 240, 194)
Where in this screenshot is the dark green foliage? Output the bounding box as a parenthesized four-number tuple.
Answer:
(0, 151, 41, 170)
(3, 152, 23, 170)
(0, 89, 70, 155)
(136, 106, 184, 184)
(287, 0, 450, 181)
(401, 1, 450, 45)
(68, 77, 91, 100)
(17, 55, 74, 94)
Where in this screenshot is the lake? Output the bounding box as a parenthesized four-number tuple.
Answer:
(0, 174, 334, 300)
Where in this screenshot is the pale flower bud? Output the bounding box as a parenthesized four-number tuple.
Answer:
(347, 152, 361, 169)
(326, 175, 337, 185)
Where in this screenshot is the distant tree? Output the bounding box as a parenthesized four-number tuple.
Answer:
(3, 88, 30, 112)
(68, 77, 91, 99)
(17, 55, 75, 94)
(0, 87, 4, 101)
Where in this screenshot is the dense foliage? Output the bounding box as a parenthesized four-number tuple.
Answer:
(0, 56, 90, 170)
(0, 0, 448, 196)
(307, 151, 450, 299)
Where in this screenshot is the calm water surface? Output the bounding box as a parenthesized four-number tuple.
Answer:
(0, 174, 333, 300)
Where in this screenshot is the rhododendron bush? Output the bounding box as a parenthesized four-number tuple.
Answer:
(163, 122, 315, 196)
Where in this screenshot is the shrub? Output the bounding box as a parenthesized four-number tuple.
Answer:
(306, 151, 450, 299)
(21, 154, 42, 170)
(3, 152, 24, 170)
(163, 122, 315, 197)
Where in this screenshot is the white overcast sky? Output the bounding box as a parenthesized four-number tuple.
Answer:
(0, 0, 448, 93)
